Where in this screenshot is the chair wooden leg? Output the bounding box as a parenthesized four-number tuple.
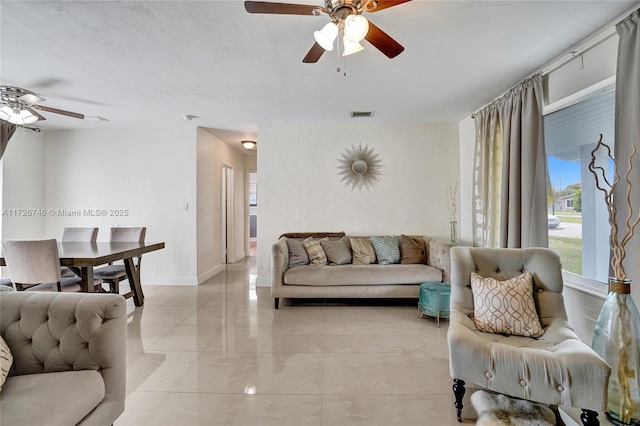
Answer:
(274, 297, 280, 309)
(453, 379, 466, 422)
(580, 409, 599, 426)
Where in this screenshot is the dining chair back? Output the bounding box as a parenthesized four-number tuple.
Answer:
(1, 239, 80, 292)
(60, 227, 99, 243)
(60, 227, 99, 278)
(95, 227, 146, 293)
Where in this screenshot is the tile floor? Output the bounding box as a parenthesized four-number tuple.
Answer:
(115, 257, 470, 426)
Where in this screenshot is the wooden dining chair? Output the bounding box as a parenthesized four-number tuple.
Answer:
(1, 239, 82, 292)
(94, 227, 147, 294)
(59, 227, 99, 278)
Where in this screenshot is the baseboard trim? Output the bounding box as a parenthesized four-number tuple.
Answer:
(198, 264, 225, 284)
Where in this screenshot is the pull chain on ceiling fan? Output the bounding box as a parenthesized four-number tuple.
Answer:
(244, 0, 411, 63)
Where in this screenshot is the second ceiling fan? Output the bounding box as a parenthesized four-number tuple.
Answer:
(244, 0, 412, 63)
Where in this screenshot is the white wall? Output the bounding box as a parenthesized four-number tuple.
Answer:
(196, 128, 248, 283)
(256, 122, 459, 287)
(2, 129, 46, 240)
(42, 126, 198, 285)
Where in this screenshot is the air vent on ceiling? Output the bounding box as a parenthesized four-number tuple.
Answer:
(350, 111, 375, 118)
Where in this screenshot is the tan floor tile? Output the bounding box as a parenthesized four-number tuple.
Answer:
(149, 323, 223, 351)
(232, 395, 322, 426)
(323, 334, 384, 353)
(321, 395, 413, 426)
(144, 392, 244, 425)
(114, 391, 168, 426)
(126, 351, 201, 394)
(138, 306, 197, 325)
(206, 325, 272, 353)
(253, 353, 323, 395)
(173, 352, 260, 393)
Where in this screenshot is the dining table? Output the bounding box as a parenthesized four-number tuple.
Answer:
(0, 241, 165, 306)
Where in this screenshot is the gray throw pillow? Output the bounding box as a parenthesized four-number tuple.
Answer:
(320, 240, 352, 265)
(370, 236, 400, 265)
(287, 238, 309, 267)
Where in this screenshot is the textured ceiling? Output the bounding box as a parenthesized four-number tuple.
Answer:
(1, 0, 638, 145)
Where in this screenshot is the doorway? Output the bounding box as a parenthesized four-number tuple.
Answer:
(221, 164, 234, 264)
(247, 171, 257, 257)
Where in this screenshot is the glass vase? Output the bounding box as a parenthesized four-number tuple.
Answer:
(450, 220, 457, 245)
(592, 278, 640, 426)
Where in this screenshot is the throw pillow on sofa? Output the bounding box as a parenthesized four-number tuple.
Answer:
(370, 236, 400, 265)
(350, 237, 377, 265)
(320, 240, 352, 265)
(303, 237, 328, 265)
(0, 335, 13, 392)
(399, 235, 427, 264)
(286, 238, 309, 267)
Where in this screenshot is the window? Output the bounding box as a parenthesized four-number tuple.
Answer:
(544, 88, 615, 284)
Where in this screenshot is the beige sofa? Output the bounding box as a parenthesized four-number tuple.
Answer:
(272, 233, 452, 309)
(0, 292, 127, 426)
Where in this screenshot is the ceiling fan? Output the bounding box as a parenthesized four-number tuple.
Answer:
(244, 0, 411, 63)
(0, 86, 84, 125)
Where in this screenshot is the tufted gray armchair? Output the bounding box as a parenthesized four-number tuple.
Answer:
(447, 246, 610, 426)
(0, 291, 126, 425)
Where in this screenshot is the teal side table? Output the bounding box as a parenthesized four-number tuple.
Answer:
(418, 282, 451, 326)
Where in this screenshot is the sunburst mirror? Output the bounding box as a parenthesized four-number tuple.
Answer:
(336, 144, 383, 191)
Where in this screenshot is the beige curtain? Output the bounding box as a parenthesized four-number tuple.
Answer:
(0, 121, 17, 159)
(472, 73, 548, 248)
(614, 9, 640, 300)
(472, 106, 502, 247)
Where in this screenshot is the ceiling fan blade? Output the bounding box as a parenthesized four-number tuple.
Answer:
(245, 1, 321, 15)
(365, 21, 404, 58)
(18, 93, 45, 104)
(302, 42, 325, 63)
(366, 0, 412, 12)
(26, 107, 46, 121)
(32, 105, 84, 119)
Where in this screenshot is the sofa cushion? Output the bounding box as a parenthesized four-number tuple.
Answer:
(471, 272, 544, 338)
(320, 240, 352, 265)
(0, 335, 12, 392)
(0, 370, 105, 425)
(399, 235, 427, 264)
(303, 238, 328, 265)
(284, 264, 442, 286)
(350, 238, 377, 265)
(371, 236, 400, 265)
(286, 238, 309, 267)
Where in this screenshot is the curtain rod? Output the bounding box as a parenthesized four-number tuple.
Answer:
(470, 5, 640, 120)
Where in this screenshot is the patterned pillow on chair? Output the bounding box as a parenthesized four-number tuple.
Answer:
(470, 272, 544, 337)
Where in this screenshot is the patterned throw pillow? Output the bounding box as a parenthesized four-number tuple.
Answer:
(370, 236, 400, 265)
(470, 272, 544, 337)
(320, 240, 352, 265)
(399, 235, 427, 264)
(303, 237, 328, 265)
(286, 238, 309, 267)
(350, 238, 377, 265)
(0, 335, 13, 392)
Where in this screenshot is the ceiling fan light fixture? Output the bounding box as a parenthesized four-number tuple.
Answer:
(242, 140, 257, 150)
(0, 106, 38, 125)
(343, 14, 369, 42)
(343, 36, 364, 56)
(314, 22, 338, 51)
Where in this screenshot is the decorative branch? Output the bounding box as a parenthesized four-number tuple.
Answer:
(448, 182, 458, 222)
(588, 134, 639, 280)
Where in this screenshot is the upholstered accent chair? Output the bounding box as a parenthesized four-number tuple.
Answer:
(447, 246, 611, 426)
(0, 291, 126, 425)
